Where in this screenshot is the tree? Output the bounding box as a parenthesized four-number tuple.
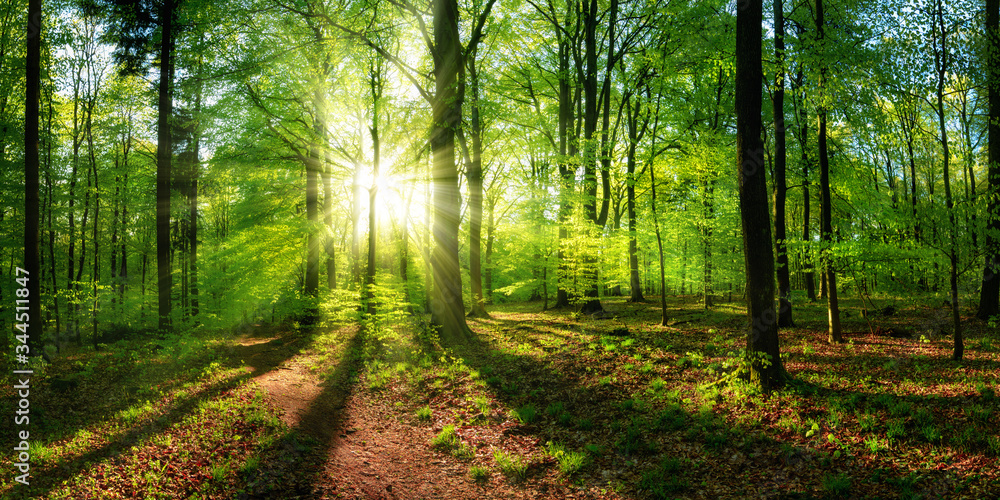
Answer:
(365, 53, 383, 317)
(979, 0, 1000, 321)
(24, 0, 42, 355)
(736, 0, 784, 391)
(428, 0, 472, 342)
(459, 0, 497, 318)
(85, 0, 182, 332)
(815, 0, 842, 343)
(773, 0, 793, 327)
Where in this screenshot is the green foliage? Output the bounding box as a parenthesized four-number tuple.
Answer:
(822, 473, 852, 497)
(512, 404, 537, 424)
(492, 450, 528, 481)
(615, 417, 653, 455)
(415, 405, 432, 421)
(640, 456, 690, 497)
(468, 465, 489, 483)
(545, 441, 589, 476)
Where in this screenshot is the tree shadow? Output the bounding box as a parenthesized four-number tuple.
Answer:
(238, 325, 365, 499)
(0, 323, 323, 499)
(436, 306, 998, 499)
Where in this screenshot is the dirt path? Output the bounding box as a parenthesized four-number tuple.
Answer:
(232, 326, 594, 499)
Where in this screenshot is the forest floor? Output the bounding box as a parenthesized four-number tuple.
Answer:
(1, 294, 999, 499)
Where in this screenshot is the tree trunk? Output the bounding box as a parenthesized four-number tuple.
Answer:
(736, 0, 785, 391)
(703, 175, 714, 309)
(978, 0, 1000, 320)
(24, 0, 42, 354)
(626, 96, 645, 303)
(366, 59, 382, 317)
(430, 0, 471, 342)
(773, 0, 792, 327)
(352, 165, 363, 289)
(466, 54, 488, 317)
(401, 189, 414, 314)
(45, 94, 60, 335)
(555, 19, 575, 309)
(816, 0, 841, 343)
(650, 157, 668, 326)
(933, 0, 961, 359)
(792, 68, 816, 302)
(577, 0, 605, 314)
(188, 55, 204, 320)
(484, 192, 496, 304)
(156, 0, 174, 332)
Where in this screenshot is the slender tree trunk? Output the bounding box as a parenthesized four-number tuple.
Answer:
(366, 59, 382, 317)
(792, 68, 816, 302)
(156, 0, 174, 332)
(188, 55, 203, 320)
(352, 165, 363, 289)
(466, 56, 488, 317)
(933, 0, 961, 359)
(120, 169, 128, 303)
(323, 161, 336, 289)
(650, 160, 668, 326)
(626, 97, 645, 303)
(737, 0, 785, 391)
(978, 0, 1000, 320)
(24, 0, 42, 354)
(773, 0, 792, 326)
(90, 115, 100, 344)
(816, 0, 841, 343)
(555, 20, 574, 309)
(703, 175, 714, 309)
(485, 193, 496, 304)
(45, 94, 60, 335)
(401, 189, 414, 314)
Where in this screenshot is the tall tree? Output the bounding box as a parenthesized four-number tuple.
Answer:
(459, 0, 497, 318)
(156, 0, 175, 332)
(979, 0, 1000, 320)
(773, 0, 792, 326)
(928, 0, 961, 359)
(736, 0, 785, 391)
(365, 53, 383, 317)
(815, 0, 842, 343)
(24, 0, 42, 355)
(429, 0, 472, 342)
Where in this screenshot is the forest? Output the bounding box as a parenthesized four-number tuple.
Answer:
(1, 0, 1000, 496)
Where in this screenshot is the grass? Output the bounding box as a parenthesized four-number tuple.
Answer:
(512, 404, 537, 424)
(493, 450, 528, 481)
(469, 464, 489, 483)
(546, 441, 589, 476)
(640, 456, 689, 497)
(822, 473, 852, 497)
(415, 405, 432, 421)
